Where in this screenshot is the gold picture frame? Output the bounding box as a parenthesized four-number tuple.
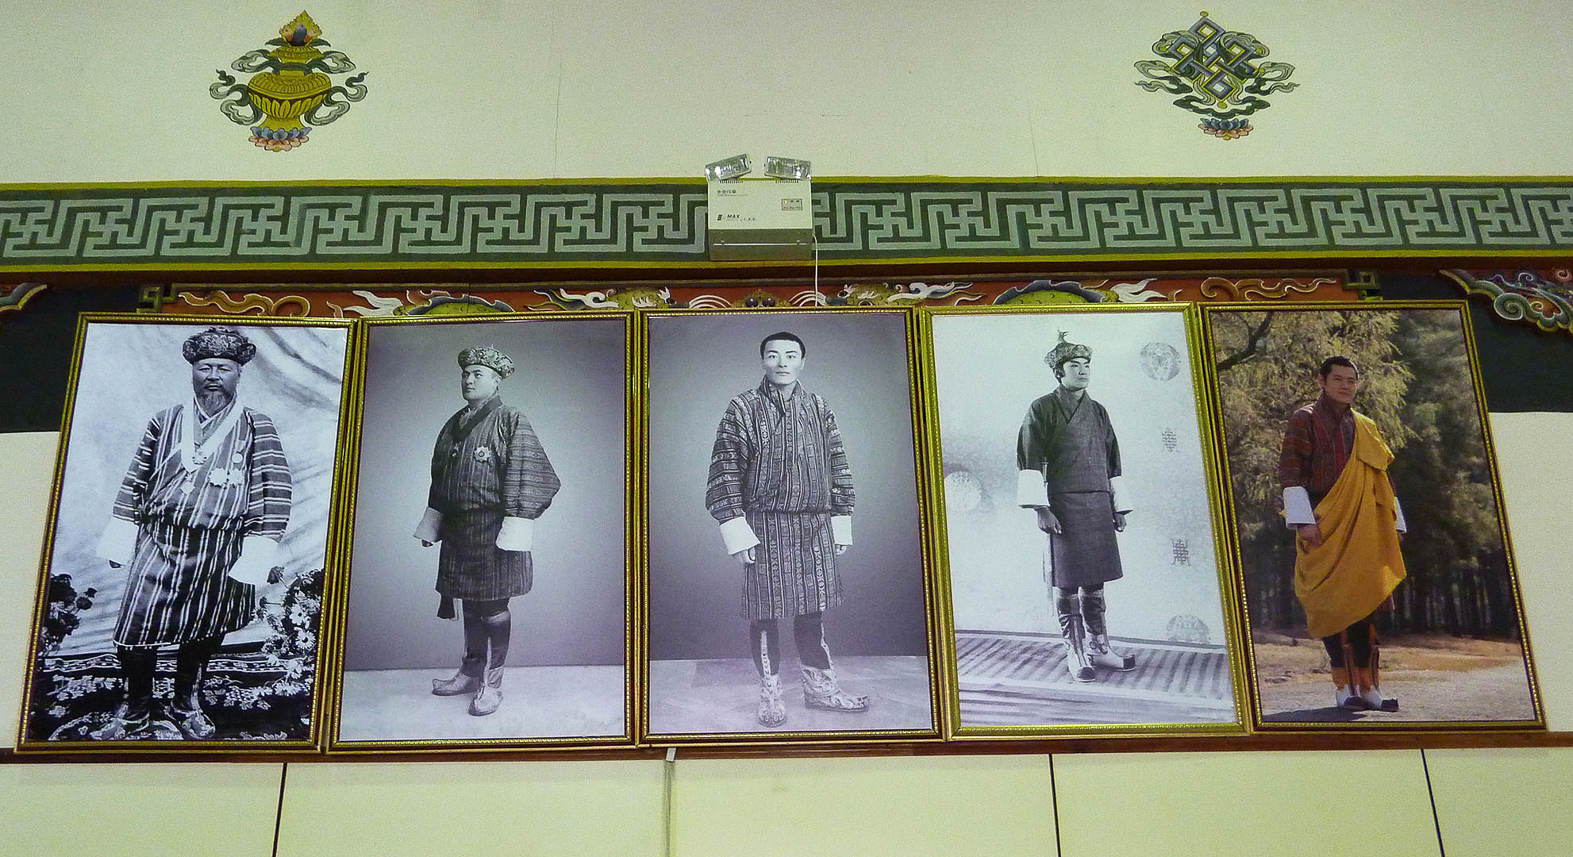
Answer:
(326, 311, 639, 752)
(922, 302, 1249, 739)
(17, 313, 357, 752)
(640, 307, 943, 745)
(1199, 300, 1545, 731)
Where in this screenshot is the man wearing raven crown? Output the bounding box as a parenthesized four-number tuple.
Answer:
(93, 326, 293, 740)
(1016, 331, 1137, 683)
(414, 345, 561, 717)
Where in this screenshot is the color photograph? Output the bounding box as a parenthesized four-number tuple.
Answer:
(1205, 302, 1541, 728)
(20, 316, 352, 748)
(928, 306, 1241, 734)
(644, 309, 937, 741)
(334, 314, 632, 748)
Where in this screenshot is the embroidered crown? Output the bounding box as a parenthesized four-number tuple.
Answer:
(457, 346, 515, 378)
(1044, 330, 1092, 371)
(182, 327, 257, 365)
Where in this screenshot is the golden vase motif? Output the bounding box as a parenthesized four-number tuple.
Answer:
(210, 12, 368, 152)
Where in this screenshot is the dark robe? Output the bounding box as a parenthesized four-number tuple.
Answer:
(1016, 386, 1124, 588)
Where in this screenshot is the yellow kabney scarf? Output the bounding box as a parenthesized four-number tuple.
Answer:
(1294, 413, 1407, 639)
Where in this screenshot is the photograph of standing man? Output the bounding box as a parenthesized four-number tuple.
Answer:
(92, 327, 292, 740)
(706, 331, 866, 728)
(1016, 332, 1136, 683)
(1278, 356, 1406, 712)
(413, 346, 561, 718)
(646, 309, 932, 740)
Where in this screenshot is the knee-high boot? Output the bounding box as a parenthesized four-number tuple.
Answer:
(469, 607, 510, 717)
(432, 610, 487, 696)
(91, 647, 156, 740)
(171, 636, 221, 739)
(1056, 588, 1095, 682)
(796, 614, 867, 713)
(1082, 587, 1136, 671)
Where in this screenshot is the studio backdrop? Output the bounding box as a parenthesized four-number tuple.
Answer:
(341, 316, 629, 673)
(645, 310, 929, 663)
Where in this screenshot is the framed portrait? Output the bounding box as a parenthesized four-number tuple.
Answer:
(18, 315, 355, 751)
(1202, 301, 1544, 730)
(329, 313, 634, 750)
(642, 308, 941, 743)
(926, 304, 1246, 737)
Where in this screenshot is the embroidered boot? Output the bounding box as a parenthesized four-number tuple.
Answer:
(801, 665, 869, 712)
(1363, 629, 1396, 710)
(92, 647, 155, 740)
(757, 673, 787, 727)
(1353, 665, 1386, 711)
(1056, 589, 1095, 682)
(432, 612, 486, 696)
(468, 666, 504, 716)
(1081, 588, 1136, 671)
(1331, 666, 1361, 709)
(169, 641, 217, 740)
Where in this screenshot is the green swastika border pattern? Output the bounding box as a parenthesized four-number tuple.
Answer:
(1, 180, 1570, 270)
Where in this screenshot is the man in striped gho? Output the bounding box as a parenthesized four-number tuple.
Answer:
(414, 346, 561, 717)
(706, 331, 867, 728)
(93, 326, 293, 740)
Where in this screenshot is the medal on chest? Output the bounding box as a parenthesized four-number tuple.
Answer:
(208, 467, 245, 488)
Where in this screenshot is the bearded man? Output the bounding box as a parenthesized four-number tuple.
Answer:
(414, 346, 561, 717)
(93, 326, 292, 740)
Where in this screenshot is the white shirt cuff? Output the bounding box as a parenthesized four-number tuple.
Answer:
(1016, 470, 1049, 508)
(1110, 475, 1131, 514)
(413, 507, 443, 542)
(496, 516, 534, 552)
(1394, 497, 1407, 534)
(719, 516, 760, 555)
(831, 515, 853, 546)
(228, 536, 280, 586)
(1283, 486, 1315, 528)
(96, 517, 137, 566)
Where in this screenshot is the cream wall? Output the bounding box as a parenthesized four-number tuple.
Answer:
(4, 2, 1573, 855)
(2, 1, 1570, 182)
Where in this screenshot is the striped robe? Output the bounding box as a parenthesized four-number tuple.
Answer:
(108, 403, 292, 648)
(706, 380, 855, 619)
(1016, 386, 1124, 588)
(427, 397, 560, 600)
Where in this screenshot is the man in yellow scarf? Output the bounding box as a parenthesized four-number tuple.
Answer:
(1278, 356, 1407, 711)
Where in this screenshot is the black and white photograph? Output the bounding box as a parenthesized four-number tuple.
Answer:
(1205, 302, 1541, 729)
(334, 314, 632, 748)
(928, 306, 1242, 734)
(20, 315, 353, 748)
(645, 309, 937, 740)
